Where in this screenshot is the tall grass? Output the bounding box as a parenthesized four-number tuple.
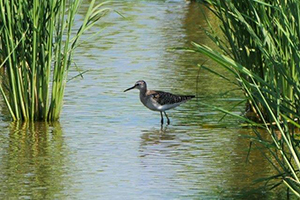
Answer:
(0, 0, 109, 121)
(190, 0, 300, 196)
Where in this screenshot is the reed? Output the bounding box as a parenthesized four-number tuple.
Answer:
(0, 0, 109, 121)
(190, 0, 300, 196)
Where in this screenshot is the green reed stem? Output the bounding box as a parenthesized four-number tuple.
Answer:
(0, 0, 110, 121)
(190, 0, 300, 195)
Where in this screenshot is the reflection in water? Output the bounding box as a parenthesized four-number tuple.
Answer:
(139, 126, 286, 199)
(0, 122, 70, 199)
(0, 1, 290, 199)
(140, 126, 176, 149)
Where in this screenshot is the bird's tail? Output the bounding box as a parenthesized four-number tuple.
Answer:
(185, 95, 195, 99)
(181, 95, 195, 101)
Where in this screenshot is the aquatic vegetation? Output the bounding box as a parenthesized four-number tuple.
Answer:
(191, 0, 300, 196)
(0, 0, 109, 121)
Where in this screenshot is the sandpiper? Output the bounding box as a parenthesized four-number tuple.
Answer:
(124, 80, 195, 125)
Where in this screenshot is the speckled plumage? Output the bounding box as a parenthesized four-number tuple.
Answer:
(124, 80, 195, 125)
(150, 91, 195, 105)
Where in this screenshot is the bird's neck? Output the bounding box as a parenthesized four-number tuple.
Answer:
(139, 88, 147, 97)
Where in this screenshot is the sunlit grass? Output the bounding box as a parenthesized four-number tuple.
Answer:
(190, 0, 300, 196)
(0, 0, 109, 121)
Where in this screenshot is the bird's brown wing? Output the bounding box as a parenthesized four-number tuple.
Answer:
(149, 90, 195, 105)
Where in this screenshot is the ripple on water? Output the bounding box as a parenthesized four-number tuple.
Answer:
(0, 0, 286, 199)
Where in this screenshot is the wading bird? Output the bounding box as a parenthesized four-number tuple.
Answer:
(124, 80, 195, 125)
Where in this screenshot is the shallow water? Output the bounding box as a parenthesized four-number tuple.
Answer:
(0, 1, 288, 199)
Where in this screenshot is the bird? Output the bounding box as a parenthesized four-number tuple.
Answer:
(124, 80, 195, 125)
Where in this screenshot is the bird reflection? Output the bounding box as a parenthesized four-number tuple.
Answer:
(139, 126, 180, 159)
(141, 126, 175, 144)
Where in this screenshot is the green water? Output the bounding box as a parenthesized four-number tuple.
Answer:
(0, 1, 288, 199)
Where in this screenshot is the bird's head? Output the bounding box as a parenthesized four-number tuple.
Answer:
(124, 80, 147, 92)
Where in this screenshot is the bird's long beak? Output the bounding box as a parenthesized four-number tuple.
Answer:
(124, 85, 136, 92)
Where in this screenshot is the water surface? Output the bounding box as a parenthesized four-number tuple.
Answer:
(0, 1, 287, 199)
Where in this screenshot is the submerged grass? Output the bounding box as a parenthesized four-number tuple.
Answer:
(190, 0, 300, 196)
(0, 0, 109, 121)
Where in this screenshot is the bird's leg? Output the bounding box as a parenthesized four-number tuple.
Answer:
(164, 111, 170, 125)
(160, 111, 164, 124)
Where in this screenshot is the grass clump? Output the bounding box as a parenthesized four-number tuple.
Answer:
(0, 0, 109, 121)
(190, 0, 300, 196)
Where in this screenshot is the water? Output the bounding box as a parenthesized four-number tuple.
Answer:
(0, 1, 288, 199)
